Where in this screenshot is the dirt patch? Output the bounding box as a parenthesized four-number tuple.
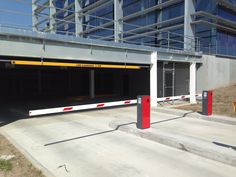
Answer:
(177, 85, 236, 117)
(0, 134, 45, 177)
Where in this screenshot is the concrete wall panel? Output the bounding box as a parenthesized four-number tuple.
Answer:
(197, 55, 236, 92)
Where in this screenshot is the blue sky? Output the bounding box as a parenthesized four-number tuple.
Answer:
(0, 0, 32, 27)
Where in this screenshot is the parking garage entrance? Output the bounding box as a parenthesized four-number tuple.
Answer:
(0, 59, 150, 117)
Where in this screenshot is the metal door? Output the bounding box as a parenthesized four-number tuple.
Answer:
(163, 62, 175, 97)
(164, 70, 174, 97)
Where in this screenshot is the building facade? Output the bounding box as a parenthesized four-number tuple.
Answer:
(31, 0, 236, 102)
(32, 0, 236, 57)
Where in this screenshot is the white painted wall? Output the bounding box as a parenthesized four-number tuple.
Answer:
(197, 55, 236, 92)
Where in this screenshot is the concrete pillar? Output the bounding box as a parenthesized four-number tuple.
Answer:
(114, 0, 123, 42)
(190, 62, 197, 103)
(49, 0, 56, 33)
(32, 0, 37, 31)
(89, 70, 95, 99)
(150, 52, 158, 107)
(75, 0, 83, 37)
(184, 0, 195, 51)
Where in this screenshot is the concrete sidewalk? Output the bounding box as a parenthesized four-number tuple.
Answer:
(1, 106, 236, 177)
(154, 107, 236, 125)
(110, 107, 236, 167)
(110, 120, 236, 167)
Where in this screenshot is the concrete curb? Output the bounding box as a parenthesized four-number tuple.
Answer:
(0, 128, 56, 177)
(153, 107, 236, 126)
(109, 120, 236, 167)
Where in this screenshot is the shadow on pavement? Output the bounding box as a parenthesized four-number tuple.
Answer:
(44, 122, 136, 146)
(151, 111, 194, 125)
(213, 141, 236, 151)
(44, 111, 198, 146)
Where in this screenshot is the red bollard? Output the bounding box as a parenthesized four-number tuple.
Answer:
(202, 90, 213, 116)
(137, 95, 150, 129)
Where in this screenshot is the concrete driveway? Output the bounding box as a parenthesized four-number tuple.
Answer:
(1, 106, 236, 177)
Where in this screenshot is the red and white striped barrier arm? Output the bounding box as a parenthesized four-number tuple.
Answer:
(29, 94, 202, 116)
(157, 93, 202, 102)
(29, 99, 137, 116)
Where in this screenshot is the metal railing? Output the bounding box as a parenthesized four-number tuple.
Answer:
(201, 44, 236, 57)
(0, 0, 200, 53)
(222, 0, 236, 6)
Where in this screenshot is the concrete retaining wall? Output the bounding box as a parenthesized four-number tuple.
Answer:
(197, 55, 236, 92)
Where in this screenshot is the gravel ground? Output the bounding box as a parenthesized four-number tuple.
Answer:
(176, 85, 236, 117)
(0, 134, 45, 177)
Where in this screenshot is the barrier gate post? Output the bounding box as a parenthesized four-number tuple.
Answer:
(202, 90, 213, 116)
(137, 95, 150, 129)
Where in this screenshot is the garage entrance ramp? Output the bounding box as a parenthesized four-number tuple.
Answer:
(0, 27, 202, 118)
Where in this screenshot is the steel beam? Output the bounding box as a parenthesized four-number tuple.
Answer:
(191, 20, 236, 35)
(78, 0, 112, 14)
(192, 11, 236, 30)
(53, 2, 75, 17)
(11, 60, 142, 69)
(34, 1, 49, 14)
(52, 13, 75, 30)
(78, 1, 113, 18)
(217, 0, 236, 13)
(35, 18, 49, 27)
(80, 21, 114, 35)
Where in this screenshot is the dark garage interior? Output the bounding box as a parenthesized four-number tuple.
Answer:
(0, 61, 150, 118)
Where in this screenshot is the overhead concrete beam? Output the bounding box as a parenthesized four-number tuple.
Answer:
(0, 27, 201, 64)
